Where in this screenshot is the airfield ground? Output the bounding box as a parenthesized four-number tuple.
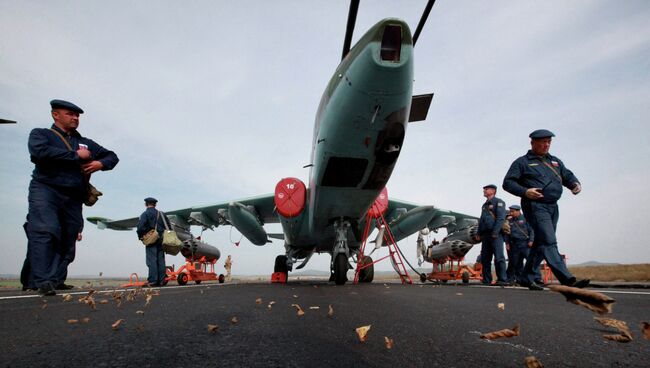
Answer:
(0, 279, 648, 367)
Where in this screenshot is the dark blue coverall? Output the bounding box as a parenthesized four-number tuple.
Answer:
(503, 150, 580, 286)
(477, 196, 508, 284)
(136, 208, 168, 285)
(504, 214, 535, 284)
(25, 125, 118, 290)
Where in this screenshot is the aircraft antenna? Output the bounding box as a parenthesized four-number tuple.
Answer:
(412, 0, 436, 47)
(341, 0, 360, 60)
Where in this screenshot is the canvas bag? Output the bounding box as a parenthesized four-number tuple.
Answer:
(49, 128, 102, 206)
(141, 211, 160, 246)
(488, 208, 511, 235)
(160, 211, 182, 255)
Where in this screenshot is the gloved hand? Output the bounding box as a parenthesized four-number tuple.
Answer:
(571, 182, 582, 195)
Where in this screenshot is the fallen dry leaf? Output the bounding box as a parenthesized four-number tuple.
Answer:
(81, 317, 90, 324)
(200, 290, 204, 294)
(255, 298, 262, 305)
(524, 356, 544, 368)
(548, 285, 615, 315)
(111, 319, 124, 330)
(99, 299, 109, 305)
(604, 334, 632, 343)
(41, 303, 47, 310)
(136, 310, 145, 315)
(594, 317, 633, 342)
(480, 324, 520, 340)
(313, 285, 318, 288)
(309, 306, 320, 310)
(384, 336, 394, 349)
(455, 293, 463, 296)
(207, 324, 219, 333)
(497, 303, 505, 311)
(230, 316, 239, 325)
(67, 319, 79, 324)
(144, 294, 153, 308)
(112, 291, 123, 308)
(328, 304, 334, 318)
(127, 290, 136, 302)
(642, 322, 650, 340)
(62, 294, 72, 302)
(293, 294, 298, 298)
(355, 325, 371, 342)
(291, 304, 305, 316)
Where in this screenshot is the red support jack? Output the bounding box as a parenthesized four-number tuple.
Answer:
(354, 188, 412, 284)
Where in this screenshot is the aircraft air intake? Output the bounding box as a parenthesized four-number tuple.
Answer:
(380, 25, 402, 62)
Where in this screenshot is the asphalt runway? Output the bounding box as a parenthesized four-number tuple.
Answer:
(1, 281, 648, 367)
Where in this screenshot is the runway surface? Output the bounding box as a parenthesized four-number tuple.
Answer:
(1, 280, 648, 367)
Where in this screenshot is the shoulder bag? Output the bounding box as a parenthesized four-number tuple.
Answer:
(141, 211, 160, 246)
(160, 211, 182, 255)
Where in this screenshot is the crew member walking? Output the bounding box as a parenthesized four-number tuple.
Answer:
(476, 184, 509, 286)
(224, 255, 233, 282)
(503, 129, 589, 290)
(23, 99, 119, 295)
(136, 197, 169, 286)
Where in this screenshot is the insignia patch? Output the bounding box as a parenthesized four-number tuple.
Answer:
(518, 220, 524, 224)
(488, 205, 494, 209)
(497, 202, 504, 207)
(551, 161, 559, 167)
(528, 163, 539, 166)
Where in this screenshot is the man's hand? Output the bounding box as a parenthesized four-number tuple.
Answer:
(506, 243, 510, 252)
(77, 233, 83, 241)
(571, 182, 582, 195)
(525, 188, 544, 200)
(473, 235, 481, 242)
(528, 241, 533, 248)
(81, 160, 103, 174)
(77, 148, 91, 161)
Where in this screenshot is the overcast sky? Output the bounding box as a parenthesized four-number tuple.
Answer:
(1, 1, 648, 278)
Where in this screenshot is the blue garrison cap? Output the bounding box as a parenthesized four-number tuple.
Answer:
(509, 204, 521, 210)
(144, 197, 158, 204)
(483, 184, 497, 190)
(50, 99, 84, 114)
(529, 129, 555, 139)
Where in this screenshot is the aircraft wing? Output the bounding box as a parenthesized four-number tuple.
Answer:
(86, 193, 278, 232)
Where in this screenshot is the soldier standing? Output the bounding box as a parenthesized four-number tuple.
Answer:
(476, 184, 509, 286)
(23, 99, 119, 295)
(224, 255, 232, 282)
(503, 129, 589, 290)
(504, 205, 534, 285)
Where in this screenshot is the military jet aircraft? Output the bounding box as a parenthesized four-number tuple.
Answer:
(88, 0, 477, 285)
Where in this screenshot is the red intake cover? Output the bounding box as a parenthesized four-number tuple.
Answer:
(367, 187, 388, 219)
(274, 177, 306, 218)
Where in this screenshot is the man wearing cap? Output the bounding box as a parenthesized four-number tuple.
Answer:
(476, 184, 509, 286)
(503, 129, 588, 290)
(136, 197, 169, 286)
(504, 205, 535, 285)
(23, 99, 119, 295)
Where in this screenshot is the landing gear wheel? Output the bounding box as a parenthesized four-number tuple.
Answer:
(462, 271, 470, 284)
(419, 273, 427, 283)
(194, 280, 202, 285)
(440, 279, 448, 284)
(333, 253, 348, 285)
(358, 256, 374, 283)
(218, 274, 225, 283)
(177, 273, 188, 286)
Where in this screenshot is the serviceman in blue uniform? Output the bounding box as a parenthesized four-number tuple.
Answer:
(503, 129, 589, 290)
(476, 184, 509, 286)
(136, 197, 169, 286)
(24, 99, 119, 295)
(504, 205, 535, 285)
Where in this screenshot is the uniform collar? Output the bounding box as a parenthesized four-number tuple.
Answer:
(51, 124, 81, 138)
(526, 150, 551, 160)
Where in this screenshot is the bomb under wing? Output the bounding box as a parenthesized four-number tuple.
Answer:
(426, 240, 474, 262)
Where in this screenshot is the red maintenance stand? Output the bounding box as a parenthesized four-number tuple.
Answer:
(354, 188, 413, 284)
(166, 255, 225, 285)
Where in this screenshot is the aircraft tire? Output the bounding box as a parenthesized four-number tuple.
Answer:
(177, 272, 189, 286)
(359, 256, 374, 283)
(419, 273, 427, 283)
(195, 280, 202, 285)
(218, 274, 225, 283)
(462, 271, 470, 284)
(334, 253, 348, 285)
